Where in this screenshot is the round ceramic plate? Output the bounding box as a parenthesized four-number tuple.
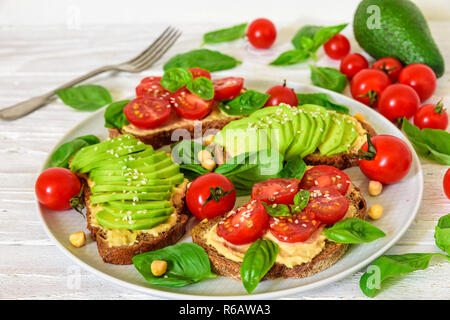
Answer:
(36, 79, 423, 299)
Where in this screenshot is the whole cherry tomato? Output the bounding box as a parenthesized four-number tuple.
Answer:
(324, 34, 350, 60)
(378, 84, 420, 121)
(350, 69, 391, 108)
(247, 18, 277, 49)
(443, 168, 450, 200)
(398, 63, 437, 102)
(371, 57, 403, 82)
(340, 53, 369, 79)
(414, 101, 448, 130)
(264, 82, 298, 107)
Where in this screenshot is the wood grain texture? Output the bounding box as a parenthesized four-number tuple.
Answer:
(0, 22, 449, 300)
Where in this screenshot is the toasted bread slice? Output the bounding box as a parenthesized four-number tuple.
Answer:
(191, 185, 367, 280)
(80, 177, 189, 265)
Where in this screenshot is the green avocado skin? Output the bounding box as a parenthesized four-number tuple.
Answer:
(353, 0, 445, 78)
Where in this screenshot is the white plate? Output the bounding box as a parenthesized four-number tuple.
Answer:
(36, 79, 423, 299)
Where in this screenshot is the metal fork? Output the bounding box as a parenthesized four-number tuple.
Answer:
(0, 26, 181, 120)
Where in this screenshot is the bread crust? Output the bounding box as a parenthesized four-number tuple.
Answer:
(191, 185, 367, 280)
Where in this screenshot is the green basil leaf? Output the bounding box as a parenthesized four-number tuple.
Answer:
(170, 139, 205, 165)
(435, 213, 450, 254)
(296, 93, 349, 114)
(104, 100, 130, 129)
(262, 202, 292, 217)
(300, 37, 314, 50)
(311, 23, 348, 50)
(309, 65, 347, 93)
(56, 84, 112, 111)
(133, 243, 216, 287)
(50, 135, 100, 168)
(360, 253, 450, 297)
(279, 157, 307, 180)
(269, 49, 311, 66)
(179, 164, 209, 181)
(203, 23, 248, 44)
(160, 68, 193, 92)
(292, 25, 324, 49)
(186, 76, 214, 100)
(163, 49, 241, 72)
(402, 118, 450, 165)
(219, 90, 270, 116)
(324, 217, 386, 243)
(291, 190, 310, 212)
(240, 239, 279, 294)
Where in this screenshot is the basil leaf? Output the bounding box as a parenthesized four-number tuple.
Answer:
(104, 100, 130, 129)
(163, 49, 241, 72)
(240, 239, 279, 294)
(56, 84, 112, 111)
(292, 25, 323, 49)
(292, 24, 347, 52)
(296, 93, 349, 114)
(262, 202, 292, 217)
(279, 157, 307, 180)
(160, 68, 193, 92)
(324, 217, 386, 243)
(291, 190, 310, 213)
(402, 118, 450, 165)
(203, 23, 248, 44)
(50, 135, 100, 168)
(219, 90, 270, 116)
(311, 23, 348, 51)
(133, 243, 216, 287)
(269, 49, 311, 66)
(435, 213, 450, 254)
(179, 164, 209, 181)
(360, 253, 450, 297)
(309, 65, 347, 93)
(170, 139, 205, 165)
(186, 76, 214, 100)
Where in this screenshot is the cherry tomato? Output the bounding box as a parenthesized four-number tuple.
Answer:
(188, 68, 211, 80)
(169, 87, 213, 120)
(340, 53, 369, 79)
(306, 187, 349, 224)
(350, 69, 391, 108)
(247, 18, 277, 49)
(251, 178, 300, 205)
(124, 96, 171, 129)
(135, 76, 170, 100)
(378, 84, 420, 121)
(299, 165, 351, 195)
(414, 101, 448, 130)
(398, 63, 437, 102)
(186, 173, 236, 220)
(269, 211, 320, 243)
(371, 57, 403, 82)
(324, 34, 350, 60)
(212, 77, 244, 101)
(217, 200, 269, 245)
(359, 135, 412, 184)
(264, 82, 298, 107)
(443, 168, 450, 200)
(35, 168, 81, 211)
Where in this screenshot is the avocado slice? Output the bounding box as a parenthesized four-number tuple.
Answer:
(285, 108, 312, 161)
(106, 200, 171, 211)
(299, 105, 326, 157)
(102, 205, 174, 220)
(318, 113, 345, 156)
(327, 117, 358, 155)
(96, 210, 170, 230)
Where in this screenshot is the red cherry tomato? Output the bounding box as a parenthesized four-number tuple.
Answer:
(324, 34, 350, 60)
(212, 77, 244, 101)
(135, 76, 170, 100)
(378, 84, 420, 121)
(247, 18, 277, 49)
(186, 173, 236, 220)
(251, 178, 299, 205)
(188, 68, 211, 80)
(398, 63, 437, 102)
(358, 135, 412, 184)
(169, 87, 213, 120)
(264, 82, 298, 107)
(350, 69, 391, 108)
(340, 53, 369, 79)
(443, 168, 450, 200)
(371, 57, 403, 82)
(35, 168, 81, 211)
(269, 211, 320, 243)
(217, 200, 269, 245)
(306, 187, 349, 224)
(124, 96, 172, 129)
(414, 101, 448, 130)
(299, 165, 351, 195)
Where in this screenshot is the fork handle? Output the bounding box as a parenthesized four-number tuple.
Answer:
(0, 65, 112, 120)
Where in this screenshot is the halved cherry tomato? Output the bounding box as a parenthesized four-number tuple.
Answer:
(443, 168, 450, 200)
(398, 63, 437, 102)
(188, 68, 211, 80)
(251, 178, 299, 205)
(414, 101, 448, 130)
(306, 187, 349, 224)
(350, 69, 391, 108)
(371, 57, 402, 82)
(378, 83, 420, 121)
(124, 96, 171, 129)
(299, 165, 351, 195)
(213, 77, 244, 101)
(340, 53, 369, 79)
(169, 87, 213, 120)
(269, 211, 320, 243)
(264, 82, 298, 107)
(324, 34, 350, 60)
(135, 76, 170, 100)
(217, 200, 269, 245)
(247, 18, 277, 49)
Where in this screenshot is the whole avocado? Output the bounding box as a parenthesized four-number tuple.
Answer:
(353, 0, 445, 77)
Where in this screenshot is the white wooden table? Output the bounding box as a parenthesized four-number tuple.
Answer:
(1, 19, 449, 299)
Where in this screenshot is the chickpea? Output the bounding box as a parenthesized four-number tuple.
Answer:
(368, 180, 383, 196)
(202, 158, 216, 171)
(197, 149, 212, 163)
(354, 113, 365, 122)
(204, 134, 215, 146)
(69, 231, 86, 248)
(151, 260, 168, 276)
(368, 204, 383, 220)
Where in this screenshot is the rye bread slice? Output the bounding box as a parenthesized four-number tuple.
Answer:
(191, 185, 367, 280)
